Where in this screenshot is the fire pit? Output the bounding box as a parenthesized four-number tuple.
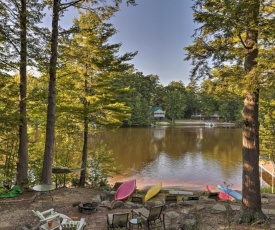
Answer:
(78, 202, 97, 214)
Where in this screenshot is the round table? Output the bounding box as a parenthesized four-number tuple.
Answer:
(32, 184, 56, 201)
(129, 218, 142, 229)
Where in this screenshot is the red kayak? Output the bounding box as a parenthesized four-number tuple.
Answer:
(115, 179, 136, 201)
(206, 185, 234, 201)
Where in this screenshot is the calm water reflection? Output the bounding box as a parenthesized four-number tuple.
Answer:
(97, 127, 242, 190)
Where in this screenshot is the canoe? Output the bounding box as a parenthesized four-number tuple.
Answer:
(206, 185, 234, 201)
(217, 185, 242, 201)
(144, 182, 162, 202)
(114, 179, 136, 201)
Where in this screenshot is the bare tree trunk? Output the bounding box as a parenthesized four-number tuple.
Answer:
(237, 20, 266, 221)
(239, 91, 266, 221)
(17, 0, 29, 188)
(41, 0, 60, 184)
(79, 114, 88, 187)
(79, 74, 89, 187)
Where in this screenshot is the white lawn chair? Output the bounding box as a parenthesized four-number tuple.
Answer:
(32, 208, 72, 224)
(60, 218, 86, 230)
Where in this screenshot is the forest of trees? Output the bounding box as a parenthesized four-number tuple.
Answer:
(0, 0, 275, 225)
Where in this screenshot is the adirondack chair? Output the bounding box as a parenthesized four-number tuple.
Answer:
(32, 208, 71, 224)
(60, 218, 86, 230)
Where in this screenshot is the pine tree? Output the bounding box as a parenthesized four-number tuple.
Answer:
(185, 0, 275, 222)
(57, 9, 136, 186)
(0, 0, 45, 186)
(41, 0, 137, 185)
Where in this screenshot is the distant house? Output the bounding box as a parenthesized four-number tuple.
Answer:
(191, 111, 222, 121)
(152, 106, 165, 119)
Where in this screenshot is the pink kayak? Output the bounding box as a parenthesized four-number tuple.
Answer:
(115, 179, 136, 201)
(206, 185, 234, 201)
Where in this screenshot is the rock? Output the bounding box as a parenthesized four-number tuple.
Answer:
(72, 201, 81, 207)
(113, 201, 125, 209)
(262, 198, 269, 204)
(100, 200, 111, 207)
(212, 203, 226, 212)
(266, 193, 275, 199)
(177, 200, 184, 206)
(168, 203, 178, 208)
(182, 207, 191, 214)
(230, 205, 241, 211)
(183, 218, 196, 229)
(99, 191, 112, 201)
(155, 201, 164, 206)
(125, 201, 143, 208)
(165, 211, 180, 219)
(169, 190, 194, 195)
(144, 201, 155, 209)
(195, 205, 205, 211)
(263, 208, 275, 215)
(262, 193, 269, 198)
(92, 194, 102, 203)
(202, 197, 217, 203)
(183, 200, 199, 206)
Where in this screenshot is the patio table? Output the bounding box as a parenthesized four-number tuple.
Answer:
(32, 184, 56, 201)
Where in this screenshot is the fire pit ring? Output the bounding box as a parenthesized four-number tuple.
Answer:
(78, 202, 97, 214)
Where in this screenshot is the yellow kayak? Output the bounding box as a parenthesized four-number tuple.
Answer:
(144, 183, 162, 202)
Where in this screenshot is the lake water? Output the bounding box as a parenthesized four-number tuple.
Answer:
(97, 127, 243, 191)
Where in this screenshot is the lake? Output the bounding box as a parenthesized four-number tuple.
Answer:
(97, 127, 243, 190)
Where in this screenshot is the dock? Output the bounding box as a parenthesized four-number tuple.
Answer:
(259, 160, 275, 193)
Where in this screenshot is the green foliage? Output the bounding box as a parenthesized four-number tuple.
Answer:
(57, 9, 135, 130)
(199, 77, 243, 122)
(28, 156, 44, 185)
(260, 90, 275, 157)
(0, 74, 19, 184)
(117, 71, 161, 126)
(261, 186, 275, 194)
(164, 81, 187, 122)
(86, 141, 120, 188)
(127, 92, 151, 126)
(185, 81, 200, 118)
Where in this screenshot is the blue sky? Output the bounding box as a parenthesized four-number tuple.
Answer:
(56, 0, 197, 86)
(108, 0, 196, 86)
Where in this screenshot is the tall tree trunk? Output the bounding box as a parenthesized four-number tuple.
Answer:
(238, 25, 266, 222)
(17, 0, 29, 188)
(79, 74, 89, 187)
(41, 0, 60, 184)
(79, 113, 88, 187)
(240, 91, 265, 220)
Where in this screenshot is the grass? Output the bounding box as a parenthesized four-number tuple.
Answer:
(261, 186, 275, 194)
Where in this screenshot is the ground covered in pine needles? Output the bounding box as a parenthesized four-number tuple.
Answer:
(1, 187, 275, 229)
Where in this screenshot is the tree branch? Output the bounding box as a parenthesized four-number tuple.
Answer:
(238, 32, 253, 49)
(60, 0, 83, 11)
